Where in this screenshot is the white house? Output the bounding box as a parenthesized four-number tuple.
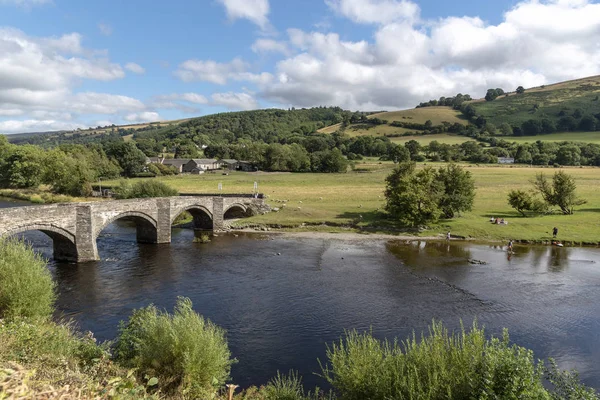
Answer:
(498, 157, 515, 164)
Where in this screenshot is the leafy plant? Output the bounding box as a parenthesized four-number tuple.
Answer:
(0, 238, 56, 320)
(114, 297, 234, 398)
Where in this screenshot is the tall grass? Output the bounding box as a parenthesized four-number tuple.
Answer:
(320, 321, 550, 400)
(0, 238, 56, 319)
(114, 297, 234, 399)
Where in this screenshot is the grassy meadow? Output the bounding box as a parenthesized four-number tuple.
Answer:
(317, 107, 472, 145)
(470, 75, 600, 126)
(103, 162, 600, 244)
(509, 131, 600, 144)
(370, 106, 467, 125)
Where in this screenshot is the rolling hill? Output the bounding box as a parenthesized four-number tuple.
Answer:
(469, 75, 600, 127)
(318, 106, 470, 145)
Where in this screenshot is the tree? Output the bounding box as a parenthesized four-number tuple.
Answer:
(385, 164, 443, 227)
(555, 144, 581, 166)
(516, 86, 525, 94)
(387, 144, 410, 163)
(507, 190, 534, 217)
(436, 164, 476, 218)
(533, 171, 586, 215)
(499, 123, 513, 136)
(485, 89, 499, 101)
(105, 142, 148, 177)
(404, 140, 422, 160)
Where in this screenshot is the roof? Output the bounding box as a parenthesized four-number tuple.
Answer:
(161, 159, 189, 167)
(219, 159, 238, 164)
(189, 159, 218, 164)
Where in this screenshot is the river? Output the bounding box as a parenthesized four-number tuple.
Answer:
(2, 197, 600, 389)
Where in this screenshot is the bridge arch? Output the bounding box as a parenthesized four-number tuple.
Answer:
(224, 203, 254, 219)
(95, 211, 158, 244)
(2, 224, 78, 262)
(171, 205, 213, 230)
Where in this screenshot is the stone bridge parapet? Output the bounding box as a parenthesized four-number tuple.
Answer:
(0, 195, 268, 262)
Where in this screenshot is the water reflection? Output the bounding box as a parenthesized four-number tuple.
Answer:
(2, 197, 600, 390)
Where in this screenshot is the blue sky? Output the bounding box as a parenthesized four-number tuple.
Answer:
(0, 0, 599, 133)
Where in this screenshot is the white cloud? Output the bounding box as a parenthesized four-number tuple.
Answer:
(257, 0, 600, 110)
(0, 119, 84, 134)
(152, 92, 208, 112)
(0, 27, 158, 133)
(98, 23, 113, 36)
(174, 57, 273, 85)
(211, 92, 259, 110)
(124, 112, 161, 123)
(251, 38, 291, 56)
(125, 62, 146, 74)
(216, 0, 270, 29)
(325, 0, 420, 25)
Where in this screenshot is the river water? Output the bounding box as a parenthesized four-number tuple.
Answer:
(2, 197, 600, 389)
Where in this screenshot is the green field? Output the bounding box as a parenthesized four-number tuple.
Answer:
(317, 107, 470, 145)
(370, 107, 467, 125)
(509, 131, 600, 144)
(389, 134, 474, 145)
(103, 164, 600, 244)
(470, 75, 600, 127)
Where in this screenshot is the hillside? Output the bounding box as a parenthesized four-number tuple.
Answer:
(318, 106, 469, 145)
(469, 75, 600, 129)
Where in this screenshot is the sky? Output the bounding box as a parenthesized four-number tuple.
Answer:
(0, 0, 599, 134)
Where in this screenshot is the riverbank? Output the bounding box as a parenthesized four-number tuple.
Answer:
(5, 161, 600, 244)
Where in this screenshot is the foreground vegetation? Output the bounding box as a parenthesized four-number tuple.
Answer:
(1, 239, 598, 399)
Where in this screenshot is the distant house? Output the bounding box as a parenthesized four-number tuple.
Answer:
(498, 157, 515, 164)
(147, 156, 190, 173)
(219, 159, 239, 170)
(160, 159, 189, 173)
(184, 159, 221, 173)
(237, 161, 256, 172)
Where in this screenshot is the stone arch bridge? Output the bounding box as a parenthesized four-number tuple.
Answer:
(0, 195, 268, 262)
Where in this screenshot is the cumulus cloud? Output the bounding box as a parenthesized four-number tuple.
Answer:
(124, 111, 161, 123)
(0, 119, 84, 134)
(216, 0, 270, 29)
(125, 62, 146, 74)
(174, 57, 273, 85)
(211, 92, 259, 110)
(256, 0, 600, 110)
(251, 38, 291, 56)
(325, 0, 420, 25)
(0, 28, 157, 133)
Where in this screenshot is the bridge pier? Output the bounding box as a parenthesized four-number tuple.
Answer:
(156, 198, 172, 243)
(213, 197, 225, 231)
(75, 205, 99, 262)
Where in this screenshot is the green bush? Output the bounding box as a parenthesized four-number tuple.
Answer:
(114, 179, 178, 199)
(0, 318, 158, 399)
(114, 297, 234, 398)
(320, 321, 550, 400)
(0, 238, 56, 320)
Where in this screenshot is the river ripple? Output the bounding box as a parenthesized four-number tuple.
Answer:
(2, 198, 600, 389)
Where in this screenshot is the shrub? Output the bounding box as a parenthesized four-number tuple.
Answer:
(262, 371, 310, 400)
(0, 238, 56, 320)
(0, 319, 157, 399)
(114, 179, 178, 199)
(114, 297, 234, 398)
(320, 321, 550, 400)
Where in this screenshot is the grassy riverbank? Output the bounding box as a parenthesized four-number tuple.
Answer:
(101, 162, 600, 245)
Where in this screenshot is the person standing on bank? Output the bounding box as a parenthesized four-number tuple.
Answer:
(553, 227, 558, 238)
(446, 232, 451, 241)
